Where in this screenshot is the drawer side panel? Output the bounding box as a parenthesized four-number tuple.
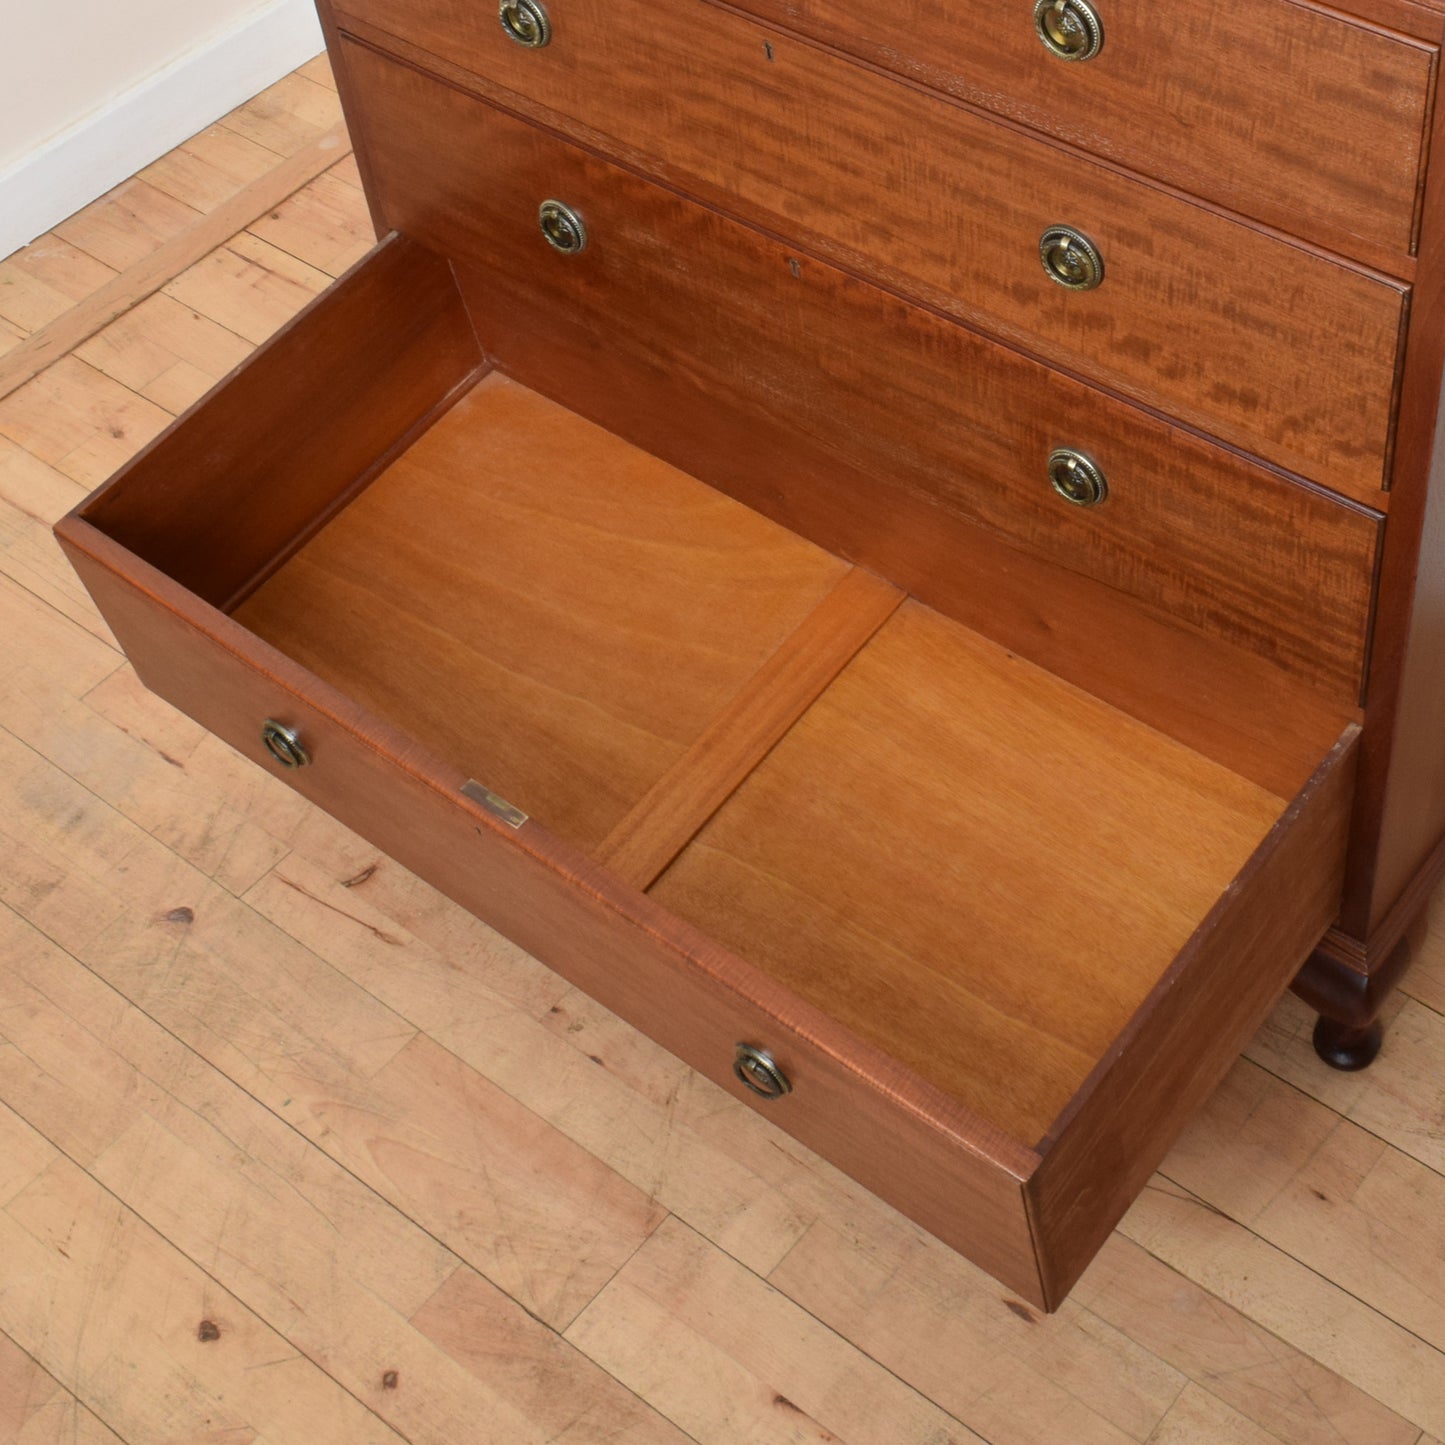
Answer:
(1027, 728, 1359, 1307)
(78, 235, 483, 610)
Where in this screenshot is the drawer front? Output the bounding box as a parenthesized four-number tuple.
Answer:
(57, 520, 1047, 1305)
(342, 41, 1382, 703)
(712, 0, 1437, 264)
(332, 10, 1408, 501)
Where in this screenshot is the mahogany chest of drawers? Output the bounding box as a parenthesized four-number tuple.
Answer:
(55, 0, 1445, 1308)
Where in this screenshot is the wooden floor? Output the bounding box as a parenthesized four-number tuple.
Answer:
(2, 55, 1445, 1445)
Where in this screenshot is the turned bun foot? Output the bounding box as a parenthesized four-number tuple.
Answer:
(1295, 918, 1424, 1073)
(1311, 1014, 1384, 1071)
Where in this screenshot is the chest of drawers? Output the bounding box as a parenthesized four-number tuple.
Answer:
(54, 0, 1445, 1308)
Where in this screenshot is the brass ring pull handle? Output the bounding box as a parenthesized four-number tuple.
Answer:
(1048, 448, 1109, 507)
(733, 1043, 792, 1100)
(261, 719, 310, 769)
(538, 199, 588, 254)
(1033, 0, 1103, 61)
(1040, 225, 1104, 291)
(499, 0, 551, 46)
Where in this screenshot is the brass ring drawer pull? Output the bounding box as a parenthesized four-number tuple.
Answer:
(1034, 0, 1103, 61)
(261, 719, 310, 769)
(1040, 225, 1104, 291)
(539, 199, 588, 254)
(499, 0, 551, 47)
(1048, 448, 1108, 507)
(733, 1043, 792, 1100)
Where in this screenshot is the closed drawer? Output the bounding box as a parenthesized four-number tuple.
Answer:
(339, 43, 1382, 703)
(59, 234, 1359, 1308)
(709, 0, 1438, 265)
(332, 15, 1409, 500)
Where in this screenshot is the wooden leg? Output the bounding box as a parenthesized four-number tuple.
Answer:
(1310, 1015, 1383, 1071)
(1291, 910, 1426, 1071)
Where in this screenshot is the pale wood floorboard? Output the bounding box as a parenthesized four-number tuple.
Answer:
(1, 52, 1442, 1445)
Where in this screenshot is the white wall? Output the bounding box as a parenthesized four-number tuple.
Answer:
(0, 0, 324, 259)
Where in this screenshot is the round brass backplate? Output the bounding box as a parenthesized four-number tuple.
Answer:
(1040, 225, 1104, 291)
(499, 0, 552, 47)
(733, 1043, 793, 1100)
(538, 199, 588, 254)
(1033, 0, 1103, 61)
(261, 718, 310, 769)
(1047, 448, 1109, 507)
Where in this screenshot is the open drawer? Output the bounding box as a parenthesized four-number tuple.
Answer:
(56, 236, 1359, 1310)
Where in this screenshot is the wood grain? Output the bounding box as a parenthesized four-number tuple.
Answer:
(1119, 1174, 1445, 1437)
(0, 124, 352, 401)
(220, 68, 348, 156)
(74, 290, 253, 415)
(0, 1332, 127, 1445)
(565, 1216, 986, 1443)
(333, 20, 1407, 499)
(0, 441, 116, 645)
(0, 1108, 405, 1444)
(1028, 727, 1357, 1305)
(236, 373, 848, 851)
(51, 178, 202, 273)
(162, 230, 336, 344)
(771, 1210, 1422, 1445)
(346, 0, 1435, 268)
(52, 234, 1362, 1313)
(138, 121, 292, 213)
(652, 600, 1299, 1142)
(80, 233, 482, 608)
(54, 525, 1050, 1302)
(0, 355, 171, 488)
(0, 723, 666, 1337)
(240, 839, 813, 1279)
(0, 910, 625, 1444)
(21, 40, 1445, 1441)
(247, 168, 377, 277)
(0, 239, 117, 335)
(409, 1270, 688, 1442)
(1336, 67, 1445, 953)
(593, 565, 903, 886)
(1162, 1057, 1445, 1358)
(1075, 1233, 1420, 1445)
(765, 1217, 1180, 1445)
(454, 243, 1361, 794)
(341, 51, 1384, 704)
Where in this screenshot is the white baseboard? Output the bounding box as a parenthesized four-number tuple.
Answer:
(0, 0, 325, 261)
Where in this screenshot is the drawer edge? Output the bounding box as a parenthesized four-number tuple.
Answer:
(1025, 724, 1360, 1307)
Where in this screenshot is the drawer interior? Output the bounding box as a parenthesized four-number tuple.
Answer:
(250, 456, 1361, 1162)
(227, 360, 1304, 1146)
(650, 600, 1290, 1143)
(232, 375, 852, 852)
(63, 234, 1361, 1305)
